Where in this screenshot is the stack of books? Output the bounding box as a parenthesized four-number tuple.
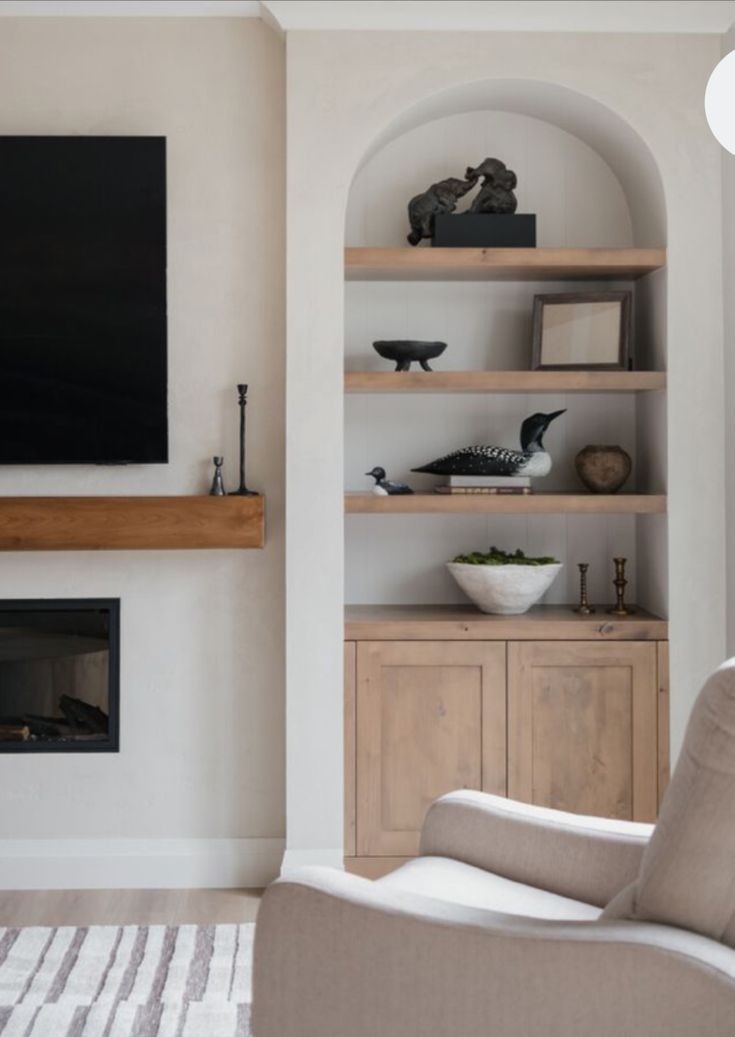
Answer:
(435, 475, 533, 495)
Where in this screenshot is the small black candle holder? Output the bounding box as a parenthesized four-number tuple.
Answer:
(209, 456, 226, 496)
(573, 563, 595, 615)
(229, 384, 258, 497)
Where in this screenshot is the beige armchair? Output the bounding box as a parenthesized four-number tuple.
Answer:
(253, 661, 735, 1036)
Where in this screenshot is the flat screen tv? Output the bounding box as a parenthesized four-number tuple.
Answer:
(0, 136, 167, 464)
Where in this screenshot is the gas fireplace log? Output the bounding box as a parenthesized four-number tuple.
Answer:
(59, 695, 108, 734)
(24, 714, 70, 727)
(0, 724, 30, 742)
(23, 716, 63, 739)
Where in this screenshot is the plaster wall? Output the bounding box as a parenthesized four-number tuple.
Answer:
(0, 17, 286, 888)
(722, 28, 735, 656)
(286, 29, 726, 867)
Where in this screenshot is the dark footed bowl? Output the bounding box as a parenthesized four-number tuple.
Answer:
(372, 340, 447, 372)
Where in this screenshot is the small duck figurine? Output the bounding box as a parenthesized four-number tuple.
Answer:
(366, 466, 414, 496)
(412, 410, 566, 479)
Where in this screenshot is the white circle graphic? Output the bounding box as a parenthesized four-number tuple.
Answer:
(706, 51, 735, 155)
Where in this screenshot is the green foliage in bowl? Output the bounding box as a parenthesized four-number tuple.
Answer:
(452, 546, 559, 566)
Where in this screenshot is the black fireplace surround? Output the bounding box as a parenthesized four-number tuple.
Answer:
(0, 599, 120, 753)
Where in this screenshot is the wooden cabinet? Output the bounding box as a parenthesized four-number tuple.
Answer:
(344, 607, 669, 874)
(508, 641, 658, 822)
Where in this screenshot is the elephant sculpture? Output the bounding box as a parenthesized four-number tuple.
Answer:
(406, 174, 478, 245)
(466, 157, 518, 214)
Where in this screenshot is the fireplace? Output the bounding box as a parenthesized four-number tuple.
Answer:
(0, 599, 119, 753)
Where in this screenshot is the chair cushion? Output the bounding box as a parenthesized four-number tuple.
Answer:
(379, 856, 600, 921)
(604, 659, 735, 946)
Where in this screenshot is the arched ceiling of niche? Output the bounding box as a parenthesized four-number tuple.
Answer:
(346, 109, 634, 248)
(355, 79, 666, 246)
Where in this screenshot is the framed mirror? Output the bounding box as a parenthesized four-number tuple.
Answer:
(531, 291, 632, 371)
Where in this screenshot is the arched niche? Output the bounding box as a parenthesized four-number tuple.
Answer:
(349, 79, 666, 247)
(343, 91, 667, 613)
(347, 108, 635, 248)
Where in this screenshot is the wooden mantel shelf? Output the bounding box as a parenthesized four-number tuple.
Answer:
(0, 496, 264, 551)
(345, 492, 666, 515)
(345, 247, 666, 282)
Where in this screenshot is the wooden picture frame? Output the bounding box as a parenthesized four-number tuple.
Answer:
(531, 291, 632, 371)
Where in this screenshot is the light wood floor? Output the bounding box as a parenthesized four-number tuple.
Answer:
(0, 889, 263, 927)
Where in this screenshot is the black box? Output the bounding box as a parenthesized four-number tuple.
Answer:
(433, 213, 536, 247)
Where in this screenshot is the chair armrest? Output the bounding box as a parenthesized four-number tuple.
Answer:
(420, 790, 653, 906)
(253, 867, 735, 1037)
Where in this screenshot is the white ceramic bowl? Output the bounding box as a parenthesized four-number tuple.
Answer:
(447, 562, 563, 615)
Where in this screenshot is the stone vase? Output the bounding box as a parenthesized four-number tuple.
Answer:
(575, 444, 632, 494)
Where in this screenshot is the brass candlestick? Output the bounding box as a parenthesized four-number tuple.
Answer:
(573, 563, 595, 614)
(608, 557, 635, 616)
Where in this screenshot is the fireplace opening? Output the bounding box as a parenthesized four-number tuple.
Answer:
(0, 599, 120, 753)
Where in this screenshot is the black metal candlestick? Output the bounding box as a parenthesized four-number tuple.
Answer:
(209, 456, 226, 496)
(229, 384, 258, 497)
(573, 563, 595, 615)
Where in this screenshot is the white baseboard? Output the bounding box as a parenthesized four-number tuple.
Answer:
(0, 837, 285, 890)
(280, 847, 344, 876)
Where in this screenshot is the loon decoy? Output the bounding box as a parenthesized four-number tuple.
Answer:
(366, 466, 414, 496)
(411, 410, 566, 479)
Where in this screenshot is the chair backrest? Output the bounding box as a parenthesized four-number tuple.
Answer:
(604, 659, 735, 946)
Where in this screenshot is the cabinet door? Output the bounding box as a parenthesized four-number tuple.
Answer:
(508, 641, 658, 822)
(356, 640, 506, 856)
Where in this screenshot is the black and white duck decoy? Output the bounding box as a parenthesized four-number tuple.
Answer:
(366, 466, 414, 495)
(411, 410, 566, 479)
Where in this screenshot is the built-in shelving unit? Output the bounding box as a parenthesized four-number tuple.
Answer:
(0, 496, 265, 551)
(345, 492, 665, 515)
(345, 370, 666, 394)
(340, 111, 672, 872)
(345, 246, 666, 281)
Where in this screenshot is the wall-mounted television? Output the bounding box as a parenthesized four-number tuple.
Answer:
(0, 136, 167, 464)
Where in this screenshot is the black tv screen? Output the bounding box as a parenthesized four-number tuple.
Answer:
(0, 136, 167, 464)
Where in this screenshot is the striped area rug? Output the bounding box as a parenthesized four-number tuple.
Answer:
(0, 923, 253, 1036)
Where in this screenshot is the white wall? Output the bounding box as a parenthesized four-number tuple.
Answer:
(286, 30, 726, 870)
(635, 268, 669, 619)
(0, 17, 286, 888)
(723, 29, 735, 656)
(345, 108, 643, 608)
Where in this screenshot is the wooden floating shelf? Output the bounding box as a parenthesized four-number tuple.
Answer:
(345, 493, 666, 515)
(345, 604, 668, 642)
(345, 247, 666, 282)
(345, 370, 666, 394)
(0, 496, 265, 551)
